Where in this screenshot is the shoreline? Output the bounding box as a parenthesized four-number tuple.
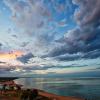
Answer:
(0, 89, 85, 100)
(38, 89, 85, 100)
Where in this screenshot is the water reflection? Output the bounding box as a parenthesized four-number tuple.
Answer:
(14, 78, 100, 100)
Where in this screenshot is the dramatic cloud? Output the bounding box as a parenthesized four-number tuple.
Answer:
(3, 0, 74, 56)
(73, 0, 100, 26)
(45, 0, 100, 61)
(17, 52, 34, 63)
(1, 0, 100, 76)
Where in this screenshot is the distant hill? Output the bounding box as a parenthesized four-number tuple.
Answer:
(0, 77, 18, 82)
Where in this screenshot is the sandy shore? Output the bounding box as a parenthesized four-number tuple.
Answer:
(39, 90, 84, 100)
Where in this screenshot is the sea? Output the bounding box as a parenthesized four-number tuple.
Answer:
(14, 77, 100, 100)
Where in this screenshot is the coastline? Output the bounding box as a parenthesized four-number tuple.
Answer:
(38, 90, 84, 100)
(0, 89, 85, 100)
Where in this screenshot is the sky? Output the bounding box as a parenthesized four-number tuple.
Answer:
(0, 0, 100, 77)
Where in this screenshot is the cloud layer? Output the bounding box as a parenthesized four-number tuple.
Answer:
(45, 0, 100, 62)
(0, 0, 100, 76)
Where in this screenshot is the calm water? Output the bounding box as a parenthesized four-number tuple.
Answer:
(14, 77, 100, 100)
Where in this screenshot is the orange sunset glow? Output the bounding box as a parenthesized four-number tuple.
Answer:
(0, 51, 24, 60)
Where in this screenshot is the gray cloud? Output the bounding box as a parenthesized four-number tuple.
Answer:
(10, 63, 88, 71)
(83, 50, 100, 59)
(0, 43, 2, 50)
(17, 52, 34, 63)
(54, 50, 100, 61)
(20, 42, 29, 47)
(73, 0, 100, 26)
(3, 0, 54, 36)
(3, 0, 100, 62)
(11, 34, 18, 38)
(44, 0, 100, 61)
(54, 53, 82, 61)
(3, 0, 57, 55)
